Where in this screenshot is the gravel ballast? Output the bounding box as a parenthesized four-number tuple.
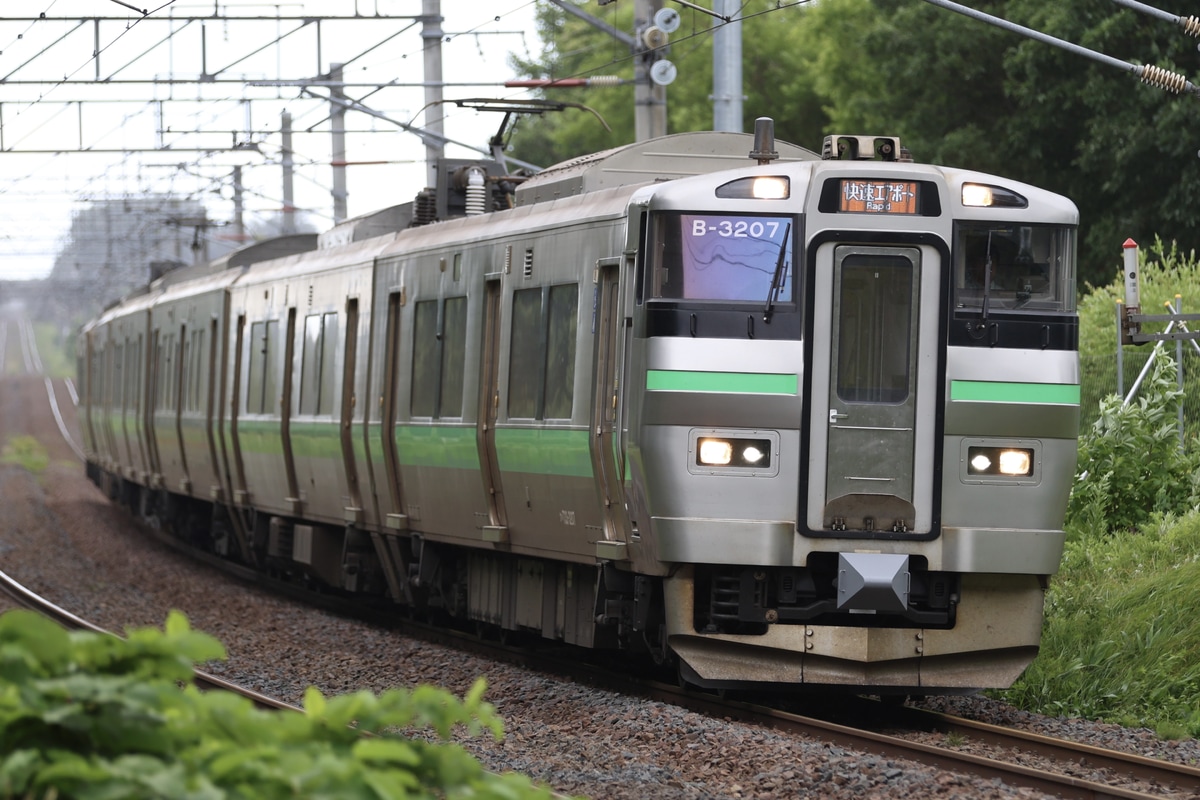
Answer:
(2, 372, 1199, 799)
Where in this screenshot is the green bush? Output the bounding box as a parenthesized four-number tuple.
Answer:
(0, 610, 556, 799)
(1068, 346, 1200, 534)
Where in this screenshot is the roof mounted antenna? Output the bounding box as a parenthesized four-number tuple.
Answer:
(750, 117, 779, 165)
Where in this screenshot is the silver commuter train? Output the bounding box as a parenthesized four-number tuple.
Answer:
(79, 121, 1079, 692)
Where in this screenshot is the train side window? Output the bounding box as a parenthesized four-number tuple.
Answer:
(411, 300, 438, 417)
(320, 313, 338, 415)
(300, 312, 339, 416)
(262, 321, 278, 414)
(440, 296, 468, 418)
(508, 288, 542, 419)
(507, 283, 578, 421)
(179, 333, 190, 413)
(412, 296, 468, 419)
(189, 328, 204, 413)
(247, 322, 266, 414)
(247, 320, 280, 415)
(544, 283, 578, 419)
(133, 336, 143, 415)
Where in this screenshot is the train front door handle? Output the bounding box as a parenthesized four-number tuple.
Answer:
(829, 409, 849, 424)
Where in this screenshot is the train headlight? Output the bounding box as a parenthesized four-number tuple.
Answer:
(967, 446, 1034, 477)
(961, 183, 1028, 209)
(715, 176, 790, 200)
(698, 439, 734, 466)
(696, 437, 773, 469)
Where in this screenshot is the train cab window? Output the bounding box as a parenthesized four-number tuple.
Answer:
(953, 223, 1076, 313)
(507, 283, 579, 420)
(648, 212, 795, 303)
(300, 312, 338, 416)
(411, 296, 468, 419)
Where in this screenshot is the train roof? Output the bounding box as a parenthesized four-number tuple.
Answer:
(513, 130, 820, 207)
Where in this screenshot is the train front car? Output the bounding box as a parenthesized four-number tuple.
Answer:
(626, 134, 1078, 692)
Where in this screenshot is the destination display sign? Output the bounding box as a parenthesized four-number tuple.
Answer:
(839, 179, 920, 215)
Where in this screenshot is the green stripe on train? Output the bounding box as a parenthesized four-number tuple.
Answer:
(646, 370, 798, 395)
(950, 380, 1080, 405)
(495, 427, 593, 478)
(395, 425, 479, 470)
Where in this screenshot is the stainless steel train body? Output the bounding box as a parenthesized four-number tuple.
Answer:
(79, 128, 1079, 692)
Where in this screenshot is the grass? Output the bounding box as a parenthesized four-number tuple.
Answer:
(1, 435, 50, 474)
(31, 321, 77, 380)
(1000, 512, 1200, 739)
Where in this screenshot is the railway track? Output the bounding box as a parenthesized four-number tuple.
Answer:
(2, 312, 1198, 799)
(655, 688, 1200, 800)
(171, 541, 1200, 800)
(0, 566, 296, 712)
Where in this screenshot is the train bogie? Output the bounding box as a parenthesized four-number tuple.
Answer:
(81, 124, 1080, 693)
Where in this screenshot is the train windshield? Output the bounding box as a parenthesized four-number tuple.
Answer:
(646, 212, 797, 304)
(953, 222, 1076, 312)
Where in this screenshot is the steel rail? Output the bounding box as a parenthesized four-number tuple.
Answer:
(0, 566, 293, 711)
(898, 704, 1200, 794)
(650, 685, 1198, 800)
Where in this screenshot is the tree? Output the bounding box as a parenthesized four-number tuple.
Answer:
(506, 2, 830, 166)
(507, 0, 1200, 287)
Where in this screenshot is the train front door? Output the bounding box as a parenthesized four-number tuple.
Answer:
(806, 243, 940, 536)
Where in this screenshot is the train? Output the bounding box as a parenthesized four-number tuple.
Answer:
(78, 119, 1080, 693)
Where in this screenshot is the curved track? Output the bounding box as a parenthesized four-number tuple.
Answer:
(0, 311, 1197, 799)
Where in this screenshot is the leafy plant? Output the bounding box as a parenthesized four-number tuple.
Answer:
(0, 610, 557, 799)
(1067, 345, 1200, 533)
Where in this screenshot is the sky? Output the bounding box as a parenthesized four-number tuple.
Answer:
(0, 1, 546, 280)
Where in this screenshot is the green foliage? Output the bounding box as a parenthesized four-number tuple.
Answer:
(0, 610, 555, 800)
(508, 1, 1200, 287)
(507, 2, 830, 165)
(1002, 512, 1200, 738)
(32, 322, 78, 381)
(1067, 345, 1200, 533)
(1, 435, 50, 474)
(1076, 237, 1200, 433)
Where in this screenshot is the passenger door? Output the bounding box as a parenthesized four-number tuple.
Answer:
(806, 244, 940, 536)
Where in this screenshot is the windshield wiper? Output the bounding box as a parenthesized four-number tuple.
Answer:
(969, 230, 994, 340)
(763, 222, 792, 324)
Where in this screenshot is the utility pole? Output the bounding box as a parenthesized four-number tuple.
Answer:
(422, 0, 445, 188)
(634, 0, 667, 140)
(330, 63, 348, 224)
(281, 110, 296, 235)
(547, 0, 667, 141)
(232, 165, 245, 243)
(712, 0, 743, 132)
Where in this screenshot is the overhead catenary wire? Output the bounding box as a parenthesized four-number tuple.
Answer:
(920, 0, 1200, 96)
(1108, 0, 1200, 38)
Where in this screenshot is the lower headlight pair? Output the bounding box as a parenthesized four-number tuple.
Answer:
(697, 437, 772, 468)
(967, 446, 1033, 477)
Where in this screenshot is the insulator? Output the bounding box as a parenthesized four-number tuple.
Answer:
(411, 189, 436, 227)
(1181, 15, 1200, 38)
(587, 75, 622, 87)
(1140, 64, 1189, 94)
(464, 167, 487, 216)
